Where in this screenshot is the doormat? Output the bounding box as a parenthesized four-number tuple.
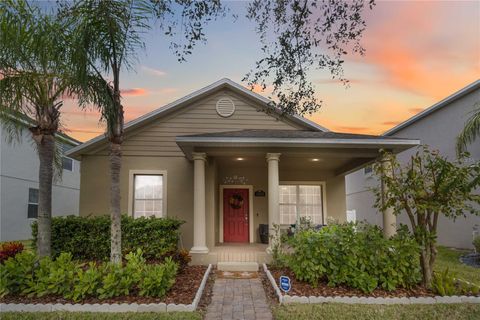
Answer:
(216, 271, 258, 279)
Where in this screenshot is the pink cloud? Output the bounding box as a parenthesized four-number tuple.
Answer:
(358, 1, 480, 99)
(122, 88, 148, 96)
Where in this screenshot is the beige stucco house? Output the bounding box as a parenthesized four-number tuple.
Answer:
(67, 78, 418, 268)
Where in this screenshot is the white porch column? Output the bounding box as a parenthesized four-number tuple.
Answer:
(266, 153, 281, 247)
(190, 152, 209, 253)
(381, 155, 397, 238)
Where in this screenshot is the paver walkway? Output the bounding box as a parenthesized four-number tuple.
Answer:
(205, 276, 273, 320)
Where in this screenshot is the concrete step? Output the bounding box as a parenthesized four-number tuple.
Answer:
(217, 261, 259, 272)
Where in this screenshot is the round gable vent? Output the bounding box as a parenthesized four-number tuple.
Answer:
(216, 98, 235, 117)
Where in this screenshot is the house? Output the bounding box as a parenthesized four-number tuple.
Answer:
(346, 80, 480, 249)
(66, 78, 418, 266)
(0, 114, 81, 241)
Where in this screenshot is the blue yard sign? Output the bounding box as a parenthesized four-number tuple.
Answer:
(279, 276, 291, 293)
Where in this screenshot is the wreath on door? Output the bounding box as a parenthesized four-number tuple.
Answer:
(229, 193, 244, 209)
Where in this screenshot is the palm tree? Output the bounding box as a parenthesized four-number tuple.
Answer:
(65, 0, 224, 263)
(64, 0, 155, 264)
(457, 102, 480, 155)
(0, 0, 99, 257)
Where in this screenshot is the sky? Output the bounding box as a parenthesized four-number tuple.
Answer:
(59, 0, 480, 142)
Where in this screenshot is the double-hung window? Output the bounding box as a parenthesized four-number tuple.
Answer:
(27, 188, 39, 219)
(133, 174, 164, 218)
(279, 184, 325, 225)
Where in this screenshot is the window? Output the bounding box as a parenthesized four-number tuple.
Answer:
(62, 157, 74, 171)
(279, 184, 324, 225)
(133, 174, 164, 218)
(27, 188, 39, 218)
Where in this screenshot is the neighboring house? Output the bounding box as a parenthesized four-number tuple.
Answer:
(346, 80, 480, 249)
(67, 78, 418, 266)
(0, 115, 81, 241)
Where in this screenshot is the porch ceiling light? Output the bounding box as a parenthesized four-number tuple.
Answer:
(312, 158, 321, 162)
(236, 157, 245, 161)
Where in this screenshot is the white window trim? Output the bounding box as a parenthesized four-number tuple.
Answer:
(27, 187, 39, 220)
(128, 170, 167, 218)
(218, 185, 254, 244)
(279, 181, 328, 226)
(62, 156, 75, 172)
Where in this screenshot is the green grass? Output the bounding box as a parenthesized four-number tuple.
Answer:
(435, 246, 480, 285)
(273, 303, 480, 320)
(0, 312, 202, 320)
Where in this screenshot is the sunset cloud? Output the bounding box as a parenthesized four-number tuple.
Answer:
(358, 1, 479, 99)
(122, 88, 148, 96)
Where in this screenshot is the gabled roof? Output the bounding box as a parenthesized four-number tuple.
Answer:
(66, 78, 328, 158)
(384, 79, 480, 136)
(1, 110, 80, 146)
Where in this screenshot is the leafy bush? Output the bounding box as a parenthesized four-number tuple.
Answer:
(474, 236, 480, 253)
(432, 268, 456, 296)
(0, 251, 36, 297)
(68, 262, 102, 301)
(0, 249, 178, 301)
(31, 252, 78, 297)
(169, 248, 192, 269)
(287, 222, 421, 293)
(0, 241, 24, 263)
(432, 268, 480, 296)
(31, 215, 184, 261)
(139, 257, 178, 297)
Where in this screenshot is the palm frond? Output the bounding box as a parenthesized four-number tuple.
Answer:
(456, 103, 480, 155)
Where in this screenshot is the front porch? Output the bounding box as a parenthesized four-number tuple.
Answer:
(176, 130, 419, 267)
(191, 243, 270, 268)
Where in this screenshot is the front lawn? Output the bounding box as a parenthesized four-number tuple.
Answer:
(273, 303, 480, 320)
(1, 312, 201, 320)
(435, 246, 480, 285)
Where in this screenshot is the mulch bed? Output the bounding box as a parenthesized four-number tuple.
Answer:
(0, 265, 207, 305)
(267, 265, 435, 298)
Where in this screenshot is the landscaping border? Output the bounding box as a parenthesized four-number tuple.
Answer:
(262, 264, 480, 305)
(0, 264, 212, 313)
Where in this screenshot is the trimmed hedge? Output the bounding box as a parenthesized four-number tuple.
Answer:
(31, 215, 184, 261)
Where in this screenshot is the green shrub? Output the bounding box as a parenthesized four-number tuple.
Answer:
(432, 268, 480, 296)
(0, 251, 36, 297)
(31, 252, 79, 298)
(432, 268, 457, 296)
(473, 236, 480, 253)
(68, 262, 103, 302)
(0, 250, 178, 301)
(31, 215, 184, 260)
(139, 257, 178, 297)
(287, 222, 421, 293)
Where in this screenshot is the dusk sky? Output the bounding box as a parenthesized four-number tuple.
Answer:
(60, 0, 480, 142)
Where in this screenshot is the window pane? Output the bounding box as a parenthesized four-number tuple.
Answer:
(279, 185, 296, 204)
(28, 204, 38, 219)
(134, 175, 163, 218)
(298, 185, 323, 225)
(62, 157, 73, 171)
(280, 204, 296, 225)
(28, 188, 39, 203)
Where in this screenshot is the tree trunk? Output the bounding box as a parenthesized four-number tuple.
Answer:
(110, 142, 122, 264)
(35, 133, 55, 258)
(420, 251, 432, 287)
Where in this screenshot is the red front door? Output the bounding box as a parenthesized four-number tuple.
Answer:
(223, 188, 249, 242)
